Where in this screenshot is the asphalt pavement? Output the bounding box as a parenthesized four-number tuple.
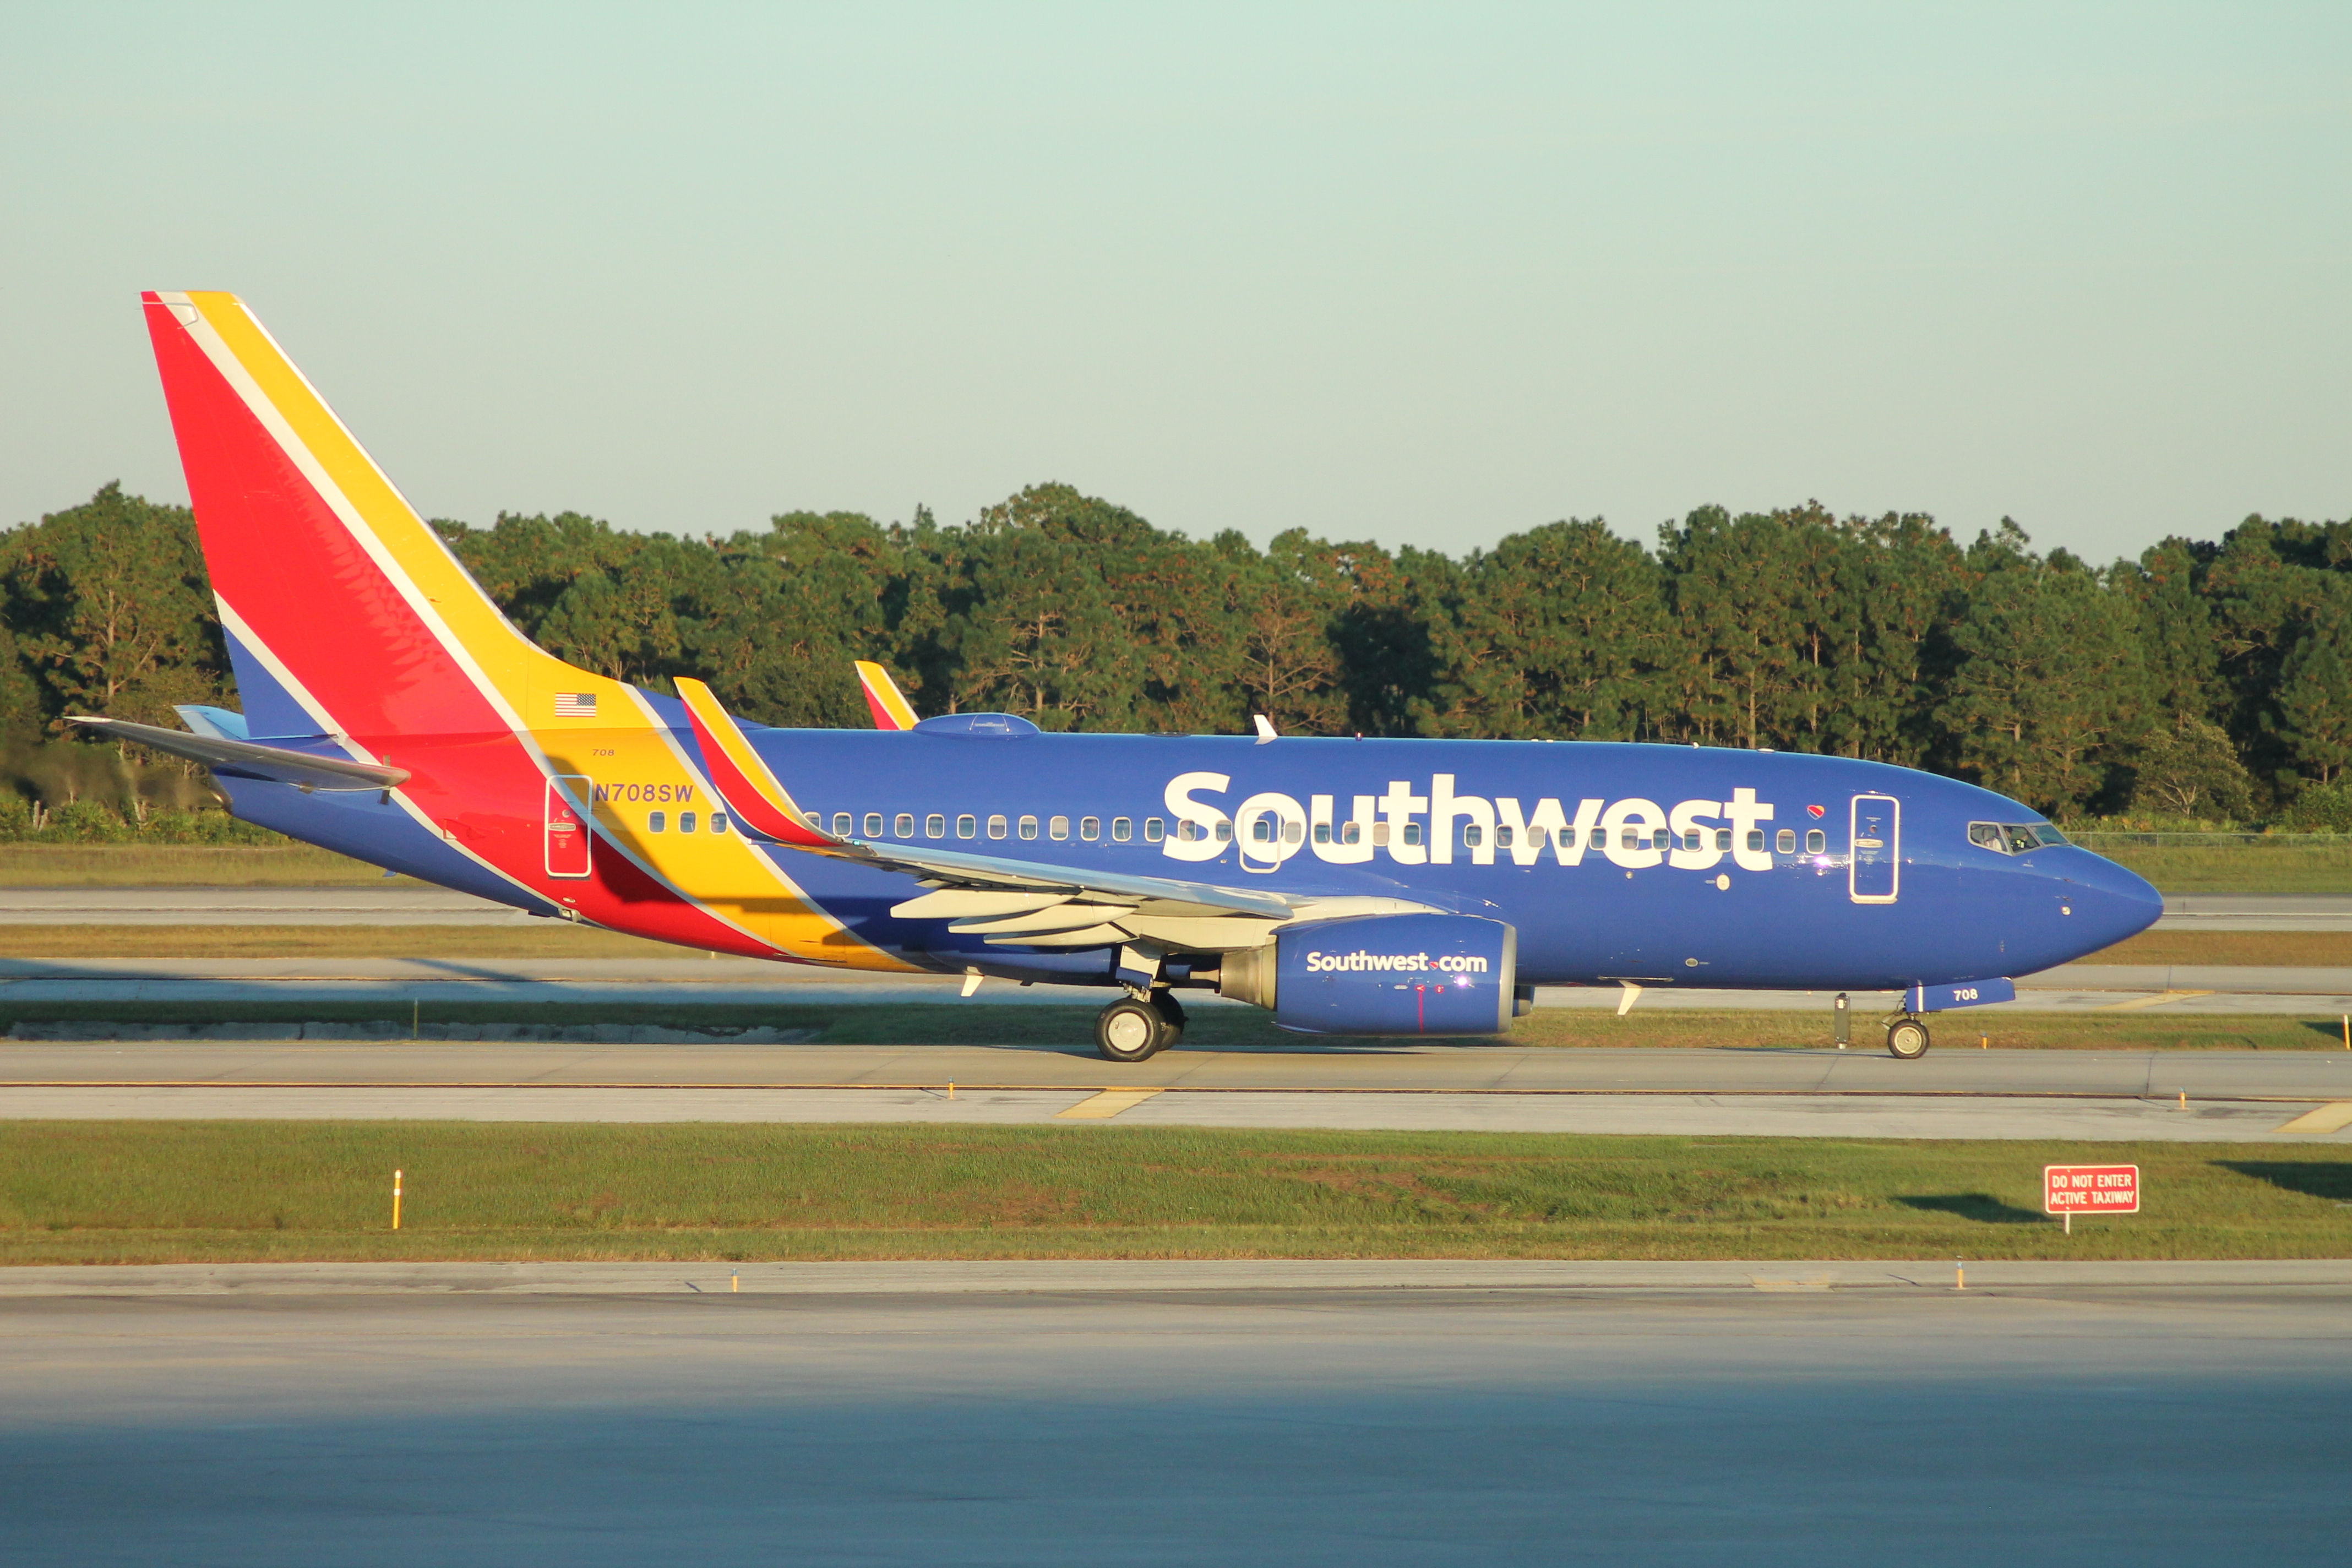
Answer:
(4, 1268, 2346, 1565)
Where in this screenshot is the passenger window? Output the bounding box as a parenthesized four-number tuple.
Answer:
(1341, 821, 1362, 845)
(894, 813, 914, 838)
(1745, 830, 1763, 852)
(1285, 820, 1302, 845)
(1495, 825, 1513, 848)
(927, 813, 946, 838)
(1620, 829, 1641, 850)
(1682, 831, 1701, 851)
(956, 814, 977, 839)
(1556, 827, 1576, 850)
(1462, 824, 1483, 848)
(802, 813, 821, 829)
(1776, 829, 1796, 854)
(680, 812, 697, 833)
(1215, 821, 1232, 843)
(1402, 823, 1423, 847)
(989, 814, 1009, 840)
(648, 811, 667, 833)
(1079, 816, 1099, 841)
(863, 812, 883, 837)
(711, 813, 729, 835)
(1017, 815, 1038, 840)
(1806, 829, 1826, 854)
(1144, 818, 1164, 842)
(1373, 822, 1392, 846)
(1714, 829, 1730, 851)
(1314, 822, 1332, 845)
(832, 812, 852, 836)
(1048, 815, 1068, 840)
(1251, 817, 1273, 843)
(1112, 817, 1133, 842)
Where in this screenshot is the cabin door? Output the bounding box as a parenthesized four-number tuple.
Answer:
(546, 776, 595, 879)
(1848, 794, 1899, 903)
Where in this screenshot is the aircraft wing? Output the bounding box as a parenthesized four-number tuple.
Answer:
(68, 715, 410, 793)
(673, 678, 1429, 950)
(853, 661, 918, 730)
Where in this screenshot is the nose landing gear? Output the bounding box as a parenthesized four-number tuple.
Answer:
(1885, 1016, 1931, 1060)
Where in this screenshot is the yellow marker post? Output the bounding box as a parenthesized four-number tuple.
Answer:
(947, 1082, 955, 1101)
(731, 1273, 739, 1293)
(1955, 1257, 1964, 1291)
(392, 1169, 403, 1231)
(2180, 1088, 2188, 1112)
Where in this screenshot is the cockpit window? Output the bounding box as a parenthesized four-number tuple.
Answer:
(1969, 821, 2064, 854)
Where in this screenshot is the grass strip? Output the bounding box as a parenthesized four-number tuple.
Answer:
(0, 924, 686, 959)
(2097, 842, 2352, 894)
(6, 1000, 2351, 1051)
(2, 1121, 2346, 1265)
(2091, 930, 2352, 966)
(0, 845, 393, 886)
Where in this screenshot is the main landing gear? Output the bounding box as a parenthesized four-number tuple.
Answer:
(1885, 1016, 1931, 1060)
(1095, 992, 1186, 1063)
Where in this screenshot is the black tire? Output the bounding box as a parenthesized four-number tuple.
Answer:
(1096, 999, 1163, 1063)
(1886, 1017, 1930, 1060)
(1148, 991, 1187, 1051)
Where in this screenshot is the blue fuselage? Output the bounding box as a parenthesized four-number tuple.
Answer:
(222, 722, 2162, 994)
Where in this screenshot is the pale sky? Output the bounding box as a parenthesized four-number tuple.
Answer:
(3, 2, 2345, 563)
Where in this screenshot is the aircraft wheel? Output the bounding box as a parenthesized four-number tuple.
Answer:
(1886, 1017, 1931, 1060)
(1096, 999, 1163, 1063)
(1149, 992, 1188, 1051)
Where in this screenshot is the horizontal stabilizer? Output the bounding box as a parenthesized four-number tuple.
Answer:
(68, 716, 410, 793)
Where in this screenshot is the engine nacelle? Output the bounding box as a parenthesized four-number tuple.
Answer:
(1217, 913, 1518, 1036)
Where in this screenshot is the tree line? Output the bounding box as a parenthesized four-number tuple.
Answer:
(6, 479, 2351, 828)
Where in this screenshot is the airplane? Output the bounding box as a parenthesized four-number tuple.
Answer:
(75, 290, 2164, 1064)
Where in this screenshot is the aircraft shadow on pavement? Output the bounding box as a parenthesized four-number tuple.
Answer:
(1895, 1193, 2051, 1226)
(2220, 1162, 2352, 1203)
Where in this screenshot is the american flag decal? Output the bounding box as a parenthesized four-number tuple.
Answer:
(554, 693, 597, 717)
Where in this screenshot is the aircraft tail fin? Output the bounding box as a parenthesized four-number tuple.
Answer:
(140, 291, 561, 744)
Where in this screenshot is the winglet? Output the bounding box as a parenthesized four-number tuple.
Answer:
(854, 661, 918, 731)
(1253, 714, 1278, 744)
(673, 679, 837, 846)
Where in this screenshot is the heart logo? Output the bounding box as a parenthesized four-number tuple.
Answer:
(1806, 804, 1826, 818)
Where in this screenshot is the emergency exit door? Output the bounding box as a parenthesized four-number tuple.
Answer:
(1849, 794, 1899, 903)
(546, 776, 594, 878)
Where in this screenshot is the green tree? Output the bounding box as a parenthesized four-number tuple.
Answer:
(2275, 603, 2352, 786)
(1939, 556, 2151, 816)
(2129, 716, 2255, 820)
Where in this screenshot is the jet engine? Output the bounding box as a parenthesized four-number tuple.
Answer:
(1216, 913, 1518, 1035)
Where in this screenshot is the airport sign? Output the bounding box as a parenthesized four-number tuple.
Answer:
(2045, 1164, 2139, 1233)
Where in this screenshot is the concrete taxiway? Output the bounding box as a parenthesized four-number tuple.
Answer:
(11, 952, 2352, 1014)
(6, 1041, 2351, 1138)
(3, 1264, 2346, 1565)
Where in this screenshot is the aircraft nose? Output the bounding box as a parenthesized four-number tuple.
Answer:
(2052, 850, 2164, 949)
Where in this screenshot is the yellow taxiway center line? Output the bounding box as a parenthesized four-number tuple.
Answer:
(2272, 1101, 2352, 1135)
(2097, 989, 2218, 1011)
(1056, 1088, 1165, 1119)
